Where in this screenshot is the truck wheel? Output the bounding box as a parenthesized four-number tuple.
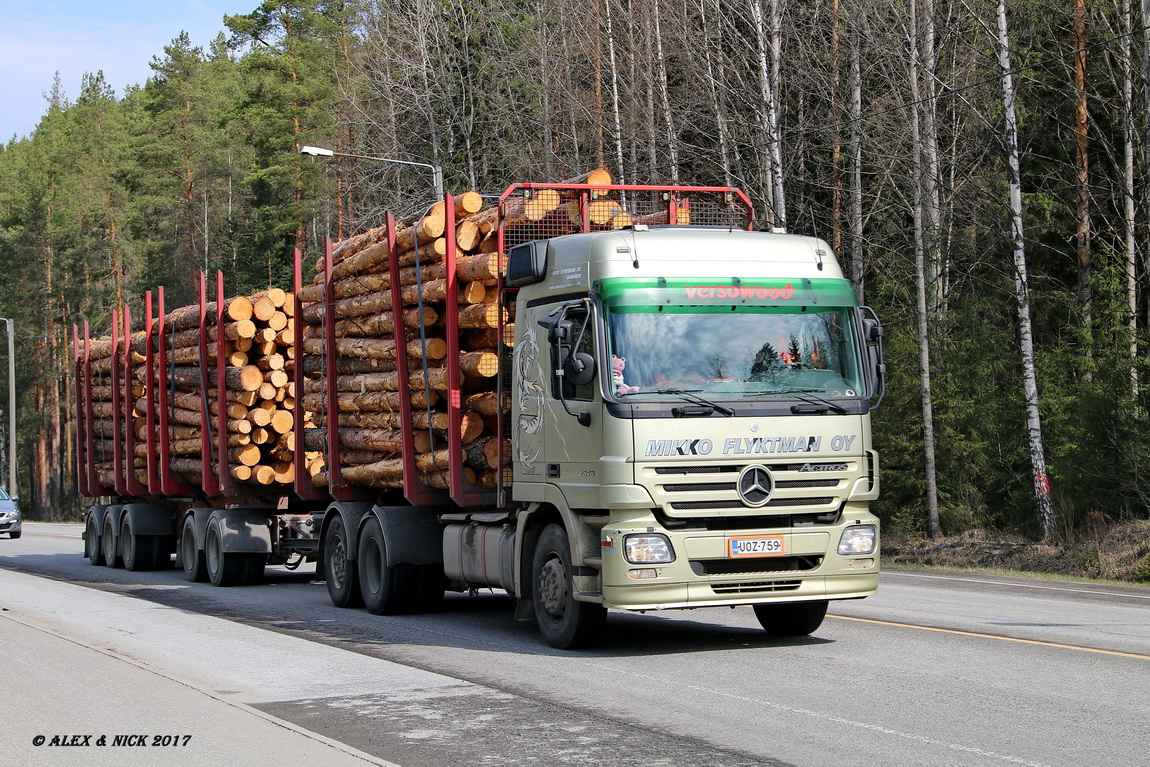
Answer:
(121, 516, 158, 571)
(357, 516, 413, 615)
(414, 565, 446, 612)
(531, 524, 606, 650)
(205, 518, 244, 587)
(180, 516, 208, 582)
(102, 514, 122, 568)
(241, 554, 267, 586)
(324, 514, 363, 608)
(85, 513, 105, 566)
(153, 536, 175, 569)
(753, 600, 828, 636)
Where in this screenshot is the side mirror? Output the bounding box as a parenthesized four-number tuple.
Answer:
(860, 306, 886, 407)
(562, 351, 596, 386)
(507, 240, 549, 287)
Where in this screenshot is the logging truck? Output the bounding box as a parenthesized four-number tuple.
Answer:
(73, 179, 885, 649)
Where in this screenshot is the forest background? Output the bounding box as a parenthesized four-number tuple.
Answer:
(1, 0, 1148, 554)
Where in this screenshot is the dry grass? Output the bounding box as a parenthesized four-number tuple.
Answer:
(881, 520, 1150, 583)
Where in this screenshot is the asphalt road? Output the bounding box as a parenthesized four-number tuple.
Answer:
(2, 522, 1148, 767)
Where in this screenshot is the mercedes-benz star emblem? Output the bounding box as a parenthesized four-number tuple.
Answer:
(737, 465, 773, 507)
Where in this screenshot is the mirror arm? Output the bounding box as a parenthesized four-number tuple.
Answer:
(554, 367, 591, 427)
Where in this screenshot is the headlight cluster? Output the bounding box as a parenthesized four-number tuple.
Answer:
(838, 525, 876, 556)
(623, 534, 674, 564)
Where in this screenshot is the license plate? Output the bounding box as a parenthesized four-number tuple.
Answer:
(727, 535, 785, 558)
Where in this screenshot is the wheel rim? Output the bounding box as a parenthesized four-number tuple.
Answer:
(538, 555, 568, 620)
(329, 534, 348, 590)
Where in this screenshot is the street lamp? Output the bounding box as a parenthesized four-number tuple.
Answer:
(300, 145, 444, 201)
(0, 318, 15, 499)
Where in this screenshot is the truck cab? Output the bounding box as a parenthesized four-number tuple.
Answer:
(507, 225, 884, 647)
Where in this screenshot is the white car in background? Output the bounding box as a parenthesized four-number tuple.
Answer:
(0, 486, 20, 539)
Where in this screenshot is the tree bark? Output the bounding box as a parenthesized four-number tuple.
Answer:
(997, 0, 1056, 539)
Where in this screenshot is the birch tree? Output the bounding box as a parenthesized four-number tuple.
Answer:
(750, 0, 786, 228)
(909, 0, 941, 538)
(996, 0, 1056, 539)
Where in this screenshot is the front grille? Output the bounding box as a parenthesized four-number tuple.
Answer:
(657, 509, 840, 531)
(644, 458, 858, 518)
(775, 479, 839, 489)
(655, 465, 741, 475)
(670, 497, 834, 511)
(663, 482, 735, 493)
(692, 556, 822, 575)
(711, 580, 802, 595)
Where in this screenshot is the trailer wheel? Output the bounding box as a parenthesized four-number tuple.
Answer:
(102, 514, 122, 568)
(413, 565, 447, 612)
(153, 536, 175, 569)
(752, 600, 828, 637)
(357, 516, 414, 615)
(121, 516, 158, 572)
(241, 554, 267, 586)
(205, 518, 244, 587)
(324, 514, 363, 608)
(85, 512, 105, 566)
(531, 524, 606, 650)
(180, 515, 207, 582)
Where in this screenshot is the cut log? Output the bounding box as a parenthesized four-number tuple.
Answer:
(166, 296, 254, 332)
(460, 350, 499, 378)
(229, 444, 262, 467)
(225, 365, 265, 392)
(454, 190, 484, 218)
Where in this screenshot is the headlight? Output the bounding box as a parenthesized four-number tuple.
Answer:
(838, 525, 876, 556)
(623, 534, 674, 564)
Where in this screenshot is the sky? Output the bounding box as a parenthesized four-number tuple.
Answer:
(0, 0, 256, 143)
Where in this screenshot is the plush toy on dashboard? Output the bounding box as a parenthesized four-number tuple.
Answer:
(612, 355, 640, 395)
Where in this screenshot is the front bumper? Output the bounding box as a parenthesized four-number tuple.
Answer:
(598, 505, 879, 611)
(0, 517, 21, 534)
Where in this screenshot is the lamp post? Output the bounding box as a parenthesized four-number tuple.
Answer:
(300, 145, 444, 201)
(0, 318, 15, 498)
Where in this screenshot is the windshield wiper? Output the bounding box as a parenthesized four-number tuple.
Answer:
(620, 388, 735, 417)
(745, 388, 850, 415)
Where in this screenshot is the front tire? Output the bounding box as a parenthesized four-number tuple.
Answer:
(753, 600, 828, 636)
(324, 514, 363, 608)
(531, 524, 606, 650)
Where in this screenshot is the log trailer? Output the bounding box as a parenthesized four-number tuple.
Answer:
(73, 181, 886, 649)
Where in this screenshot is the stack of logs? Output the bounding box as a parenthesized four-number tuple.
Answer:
(81, 288, 301, 490)
(81, 168, 637, 495)
(297, 191, 508, 490)
(296, 168, 631, 493)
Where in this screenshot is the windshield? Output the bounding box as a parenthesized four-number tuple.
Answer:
(603, 281, 865, 400)
(0, 487, 8, 500)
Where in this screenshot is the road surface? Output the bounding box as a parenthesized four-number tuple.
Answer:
(1, 523, 1147, 767)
